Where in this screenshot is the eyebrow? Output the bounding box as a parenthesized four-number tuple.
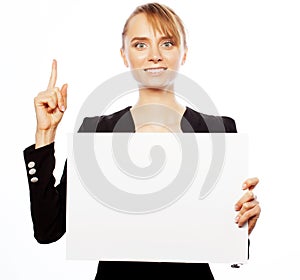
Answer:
(130, 36, 174, 43)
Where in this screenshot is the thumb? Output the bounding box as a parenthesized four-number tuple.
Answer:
(60, 83, 68, 111)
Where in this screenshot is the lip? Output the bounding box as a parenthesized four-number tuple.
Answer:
(143, 67, 168, 73)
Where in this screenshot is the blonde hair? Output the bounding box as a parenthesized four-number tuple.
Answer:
(121, 2, 187, 49)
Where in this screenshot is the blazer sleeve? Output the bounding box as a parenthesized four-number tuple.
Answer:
(222, 116, 237, 133)
(23, 143, 67, 244)
(22, 116, 102, 244)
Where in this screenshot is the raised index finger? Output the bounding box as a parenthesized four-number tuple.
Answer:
(47, 59, 57, 89)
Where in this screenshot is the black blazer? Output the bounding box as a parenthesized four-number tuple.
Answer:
(24, 106, 236, 280)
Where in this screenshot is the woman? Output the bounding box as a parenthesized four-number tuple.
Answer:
(24, 3, 260, 279)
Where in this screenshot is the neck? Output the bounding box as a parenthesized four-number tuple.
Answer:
(134, 86, 182, 110)
(130, 86, 186, 132)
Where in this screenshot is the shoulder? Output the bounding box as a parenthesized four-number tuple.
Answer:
(78, 106, 134, 132)
(184, 107, 237, 133)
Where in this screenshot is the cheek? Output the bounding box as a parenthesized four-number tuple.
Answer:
(128, 51, 148, 68)
(164, 53, 182, 68)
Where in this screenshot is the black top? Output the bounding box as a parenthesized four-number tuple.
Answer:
(23, 106, 237, 280)
(78, 106, 236, 133)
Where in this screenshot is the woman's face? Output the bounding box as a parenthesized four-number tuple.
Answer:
(121, 13, 187, 88)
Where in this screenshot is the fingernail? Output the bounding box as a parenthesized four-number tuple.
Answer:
(235, 204, 239, 210)
(235, 216, 240, 223)
(242, 183, 247, 189)
(61, 105, 65, 112)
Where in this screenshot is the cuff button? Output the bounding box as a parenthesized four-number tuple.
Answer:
(28, 161, 35, 168)
(30, 177, 38, 183)
(29, 168, 36, 175)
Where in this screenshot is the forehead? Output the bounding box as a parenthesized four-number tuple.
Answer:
(125, 13, 168, 39)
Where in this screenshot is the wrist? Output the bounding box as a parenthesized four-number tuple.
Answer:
(35, 128, 57, 149)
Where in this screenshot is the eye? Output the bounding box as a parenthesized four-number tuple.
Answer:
(134, 42, 147, 49)
(161, 41, 175, 48)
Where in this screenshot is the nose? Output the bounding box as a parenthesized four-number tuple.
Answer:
(150, 55, 162, 63)
(148, 47, 162, 63)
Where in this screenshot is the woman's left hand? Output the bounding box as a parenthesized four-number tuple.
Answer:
(235, 177, 261, 235)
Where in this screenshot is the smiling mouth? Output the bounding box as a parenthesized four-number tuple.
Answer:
(144, 67, 168, 73)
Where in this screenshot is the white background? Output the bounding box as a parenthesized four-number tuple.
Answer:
(1, 0, 299, 279)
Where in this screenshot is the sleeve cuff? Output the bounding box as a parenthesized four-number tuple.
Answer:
(24, 142, 54, 156)
(23, 142, 55, 186)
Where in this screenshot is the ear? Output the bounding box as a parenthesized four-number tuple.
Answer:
(120, 48, 129, 67)
(181, 47, 188, 65)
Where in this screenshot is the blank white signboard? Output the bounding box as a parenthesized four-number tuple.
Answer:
(67, 133, 248, 263)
